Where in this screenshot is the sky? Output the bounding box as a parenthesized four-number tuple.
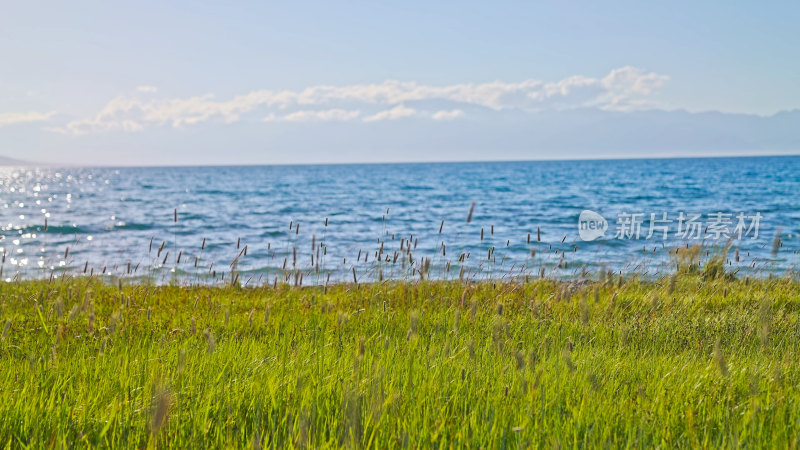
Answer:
(1, 1, 799, 165)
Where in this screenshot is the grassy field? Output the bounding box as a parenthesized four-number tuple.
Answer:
(1, 274, 799, 448)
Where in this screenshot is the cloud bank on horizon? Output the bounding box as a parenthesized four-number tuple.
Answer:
(0, 62, 800, 165)
(2, 63, 798, 166)
(38, 66, 667, 135)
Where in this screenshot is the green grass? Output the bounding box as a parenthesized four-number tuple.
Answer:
(1, 274, 799, 448)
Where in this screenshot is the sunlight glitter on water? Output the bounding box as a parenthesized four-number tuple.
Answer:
(0, 158, 798, 283)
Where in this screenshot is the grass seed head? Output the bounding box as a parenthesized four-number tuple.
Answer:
(713, 338, 729, 377)
(204, 329, 216, 354)
(149, 383, 171, 437)
(515, 350, 525, 370)
(1, 320, 10, 341)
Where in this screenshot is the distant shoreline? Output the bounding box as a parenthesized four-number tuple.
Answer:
(0, 156, 35, 166)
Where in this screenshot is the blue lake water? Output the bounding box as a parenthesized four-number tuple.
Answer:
(1, 156, 798, 284)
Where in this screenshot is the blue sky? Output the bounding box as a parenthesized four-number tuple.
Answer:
(1, 1, 799, 165)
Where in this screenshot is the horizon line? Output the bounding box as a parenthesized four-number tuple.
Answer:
(4, 151, 800, 170)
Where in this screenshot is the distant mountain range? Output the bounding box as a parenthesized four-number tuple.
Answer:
(0, 155, 33, 166)
(226, 106, 800, 163)
(1, 107, 798, 165)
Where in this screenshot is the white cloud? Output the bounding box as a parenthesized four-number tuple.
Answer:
(602, 66, 667, 95)
(0, 111, 55, 127)
(47, 118, 143, 135)
(266, 108, 361, 122)
(431, 109, 465, 120)
(363, 105, 416, 122)
(51, 67, 668, 134)
(136, 85, 158, 93)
